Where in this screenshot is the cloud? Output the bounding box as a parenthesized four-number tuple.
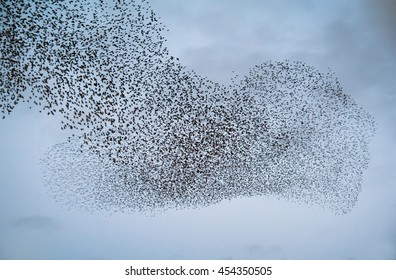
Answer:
(244, 244, 286, 259)
(10, 215, 61, 231)
(361, 0, 396, 44)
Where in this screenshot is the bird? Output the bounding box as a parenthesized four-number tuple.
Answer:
(1, 0, 375, 214)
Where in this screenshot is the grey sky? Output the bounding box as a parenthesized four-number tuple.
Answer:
(0, 0, 395, 259)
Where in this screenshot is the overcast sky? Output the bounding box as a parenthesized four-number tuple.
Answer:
(0, 0, 395, 260)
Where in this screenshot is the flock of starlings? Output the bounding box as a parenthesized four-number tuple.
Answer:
(1, 0, 375, 214)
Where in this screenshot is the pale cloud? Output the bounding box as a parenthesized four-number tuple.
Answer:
(10, 215, 61, 231)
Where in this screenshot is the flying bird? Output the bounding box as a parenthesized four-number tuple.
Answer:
(1, 0, 375, 214)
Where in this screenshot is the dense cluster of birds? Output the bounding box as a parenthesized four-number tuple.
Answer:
(1, 0, 375, 214)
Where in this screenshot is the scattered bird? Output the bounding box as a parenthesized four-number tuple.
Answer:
(1, 0, 375, 214)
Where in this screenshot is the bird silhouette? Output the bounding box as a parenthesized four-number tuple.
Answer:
(1, 0, 375, 214)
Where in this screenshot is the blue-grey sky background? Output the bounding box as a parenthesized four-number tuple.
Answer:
(0, 0, 395, 259)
